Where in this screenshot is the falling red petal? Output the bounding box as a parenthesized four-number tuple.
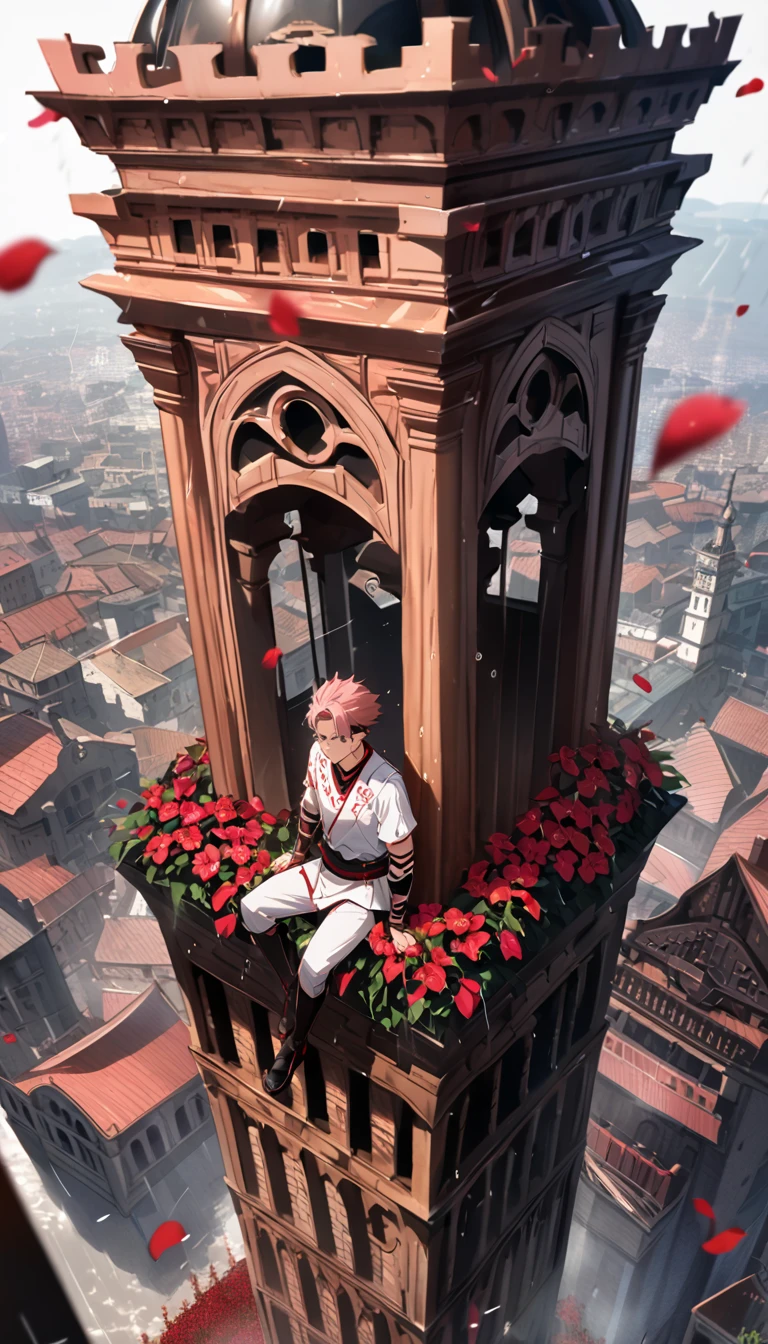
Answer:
(0, 239, 55, 293)
(632, 674, 652, 693)
(481, 66, 499, 83)
(268, 292, 301, 338)
(463, 222, 481, 232)
(148, 1220, 187, 1261)
(215, 912, 238, 938)
(3, 1032, 16, 1044)
(652, 393, 747, 475)
(468, 1302, 481, 1334)
(338, 968, 357, 996)
(736, 304, 750, 317)
(693, 1197, 716, 1221)
(512, 49, 531, 68)
(736, 77, 764, 97)
(28, 108, 63, 128)
(116, 799, 128, 809)
(261, 647, 283, 670)
(702, 1227, 746, 1255)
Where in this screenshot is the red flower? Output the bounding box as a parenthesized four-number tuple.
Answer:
(173, 775, 197, 801)
(430, 945, 454, 967)
(444, 908, 485, 936)
(137, 824, 154, 840)
(486, 832, 515, 865)
(598, 748, 620, 770)
(214, 913, 238, 938)
(565, 827, 590, 857)
(644, 757, 664, 788)
(454, 977, 481, 1018)
(516, 807, 542, 836)
(174, 754, 195, 774)
(407, 983, 428, 1007)
(553, 849, 578, 881)
(543, 819, 569, 849)
(615, 790, 636, 824)
(518, 836, 550, 864)
(338, 968, 357, 996)
(577, 765, 609, 798)
(591, 801, 614, 827)
(172, 825, 203, 852)
(536, 786, 560, 801)
(212, 796, 238, 824)
(518, 861, 539, 886)
(254, 849, 272, 873)
(158, 800, 180, 822)
(500, 929, 523, 961)
(414, 961, 447, 993)
(242, 817, 264, 844)
(145, 834, 171, 864)
(624, 759, 642, 788)
(262, 812, 277, 825)
(517, 890, 541, 921)
(383, 954, 406, 983)
(592, 824, 615, 856)
(192, 844, 222, 881)
(451, 930, 491, 961)
(578, 852, 609, 884)
(558, 746, 579, 776)
(578, 743, 600, 763)
(235, 863, 258, 887)
(212, 825, 242, 844)
(464, 860, 489, 898)
(180, 800, 207, 825)
(142, 784, 165, 808)
(551, 796, 592, 829)
(212, 882, 238, 912)
(487, 877, 513, 905)
(370, 921, 395, 957)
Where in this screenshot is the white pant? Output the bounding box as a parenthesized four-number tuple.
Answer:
(240, 859, 376, 998)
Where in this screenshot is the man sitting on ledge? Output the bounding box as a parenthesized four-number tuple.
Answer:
(241, 673, 416, 1097)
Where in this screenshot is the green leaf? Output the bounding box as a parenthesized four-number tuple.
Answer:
(472, 899, 489, 914)
(407, 997, 426, 1024)
(162, 787, 175, 802)
(261, 823, 274, 834)
(108, 841, 125, 863)
(170, 881, 186, 914)
(390, 1008, 403, 1028)
(199, 795, 212, 804)
(277, 827, 290, 842)
(189, 882, 209, 906)
(146, 864, 157, 884)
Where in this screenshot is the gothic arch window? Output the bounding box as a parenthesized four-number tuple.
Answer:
(298, 1254, 324, 1330)
(337, 1289, 359, 1344)
(175, 1104, 191, 1138)
(130, 1137, 149, 1172)
(477, 342, 590, 835)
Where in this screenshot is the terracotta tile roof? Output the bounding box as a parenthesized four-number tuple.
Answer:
(621, 563, 662, 594)
(0, 855, 77, 904)
(96, 566, 136, 596)
(99, 531, 155, 549)
(137, 628, 193, 676)
(598, 1031, 721, 1141)
(665, 722, 740, 824)
(711, 697, 768, 757)
(664, 500, 723, 525)
(70, 548, 169, 581)
(13, 985, 196, 1134)
(0, 716, 62, 814)
(101, 988, 140, 1021)
(624, 519, 666, 549)
(657, 523, 681, 539)
(615, 635, 661, 661)
(129, 725, 197, 780)
(0, 548, 31, 576)
(0, 530, 36, 549)
(640, 845, 699, 899)
(733, 854, 768, 929)
(651, 481, 687, 501)
(704, 794, 768, 876)
(0, 904, 35, 957)
(55, 566, 107, 596)
(114, 561, 164, 596)
(0, 643, 77, 682)
(0, 594, 86, 654)
(95, 916, 172, 967)
(87, 648, 169, 698)
(47, 525, 93, 564)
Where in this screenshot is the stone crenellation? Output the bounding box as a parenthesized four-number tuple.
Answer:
(37, 15, 739, 104)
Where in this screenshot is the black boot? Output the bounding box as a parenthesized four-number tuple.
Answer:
(249, 925, 298, 1038)
(263, 985, 327, 1097)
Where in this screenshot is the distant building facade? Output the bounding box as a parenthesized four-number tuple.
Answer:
(0, 886, 85, 1080)
(0, 985, 213, 1212)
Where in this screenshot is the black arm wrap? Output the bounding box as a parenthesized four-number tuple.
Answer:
(294, 796, 320, 861)
(387, 841, 414, 928)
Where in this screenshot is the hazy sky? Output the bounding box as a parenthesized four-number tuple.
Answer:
(0, 0, 766, 245)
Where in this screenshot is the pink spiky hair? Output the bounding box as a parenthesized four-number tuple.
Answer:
(306, 674, 381, 738)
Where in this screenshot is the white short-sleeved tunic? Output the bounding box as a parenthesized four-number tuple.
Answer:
(301, 742, 416, 911)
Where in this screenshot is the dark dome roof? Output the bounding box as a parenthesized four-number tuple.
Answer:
(132, 0, 646, 74)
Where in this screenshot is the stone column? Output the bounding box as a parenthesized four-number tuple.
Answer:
(388, 365, 480, 904)
(122, 327, 254, 800)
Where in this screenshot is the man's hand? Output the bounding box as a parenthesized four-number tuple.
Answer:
(272, 851, 297, 874)
(390, 926, 412, 955)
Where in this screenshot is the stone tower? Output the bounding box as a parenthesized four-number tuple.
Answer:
(33, 2, 736, 1340)
(678, 472, 740, 669)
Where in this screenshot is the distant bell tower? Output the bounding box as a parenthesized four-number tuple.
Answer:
(35, 1, 737, 1341)
(678, 473, 740, 669)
